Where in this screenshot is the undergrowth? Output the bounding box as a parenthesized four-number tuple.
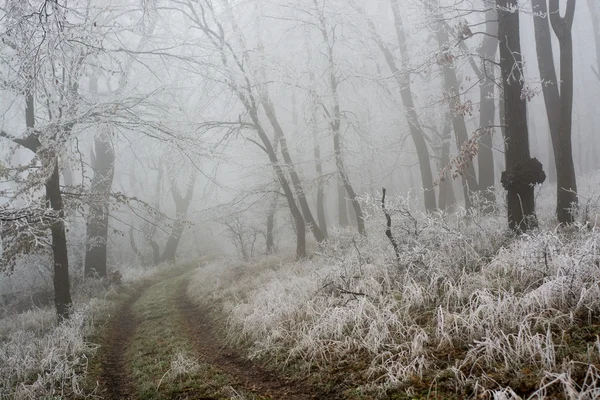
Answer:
(188, 181, 600, 399)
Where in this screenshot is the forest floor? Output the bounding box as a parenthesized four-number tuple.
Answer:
(87, 262, 330, 400)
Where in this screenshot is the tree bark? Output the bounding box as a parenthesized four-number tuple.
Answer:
(498, 0, 546, 231)
(533, 0, 578, 223)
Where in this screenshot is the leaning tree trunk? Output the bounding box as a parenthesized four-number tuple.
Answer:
(263, 100, 326, 243)
(161, 174, 195, 263)
(247, 107, 307, 259)
(84, 130, 115, 278)
(498, 0, 546, 232)
(533, 0, 578, 223)
(434, 17, 478, 210)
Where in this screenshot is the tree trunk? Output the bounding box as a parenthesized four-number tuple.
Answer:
(22, 93, 72, 320)
(248, 107, 306, 259)
(262, 100, 326, 242)
(46, 159, 72, 321)
(434, 19, 478, 209)
(533, 0, 578, 223)
(161, 174, 195, 263)
(477, 8, 499, 211)
(84, 130, 115, 278)
(498, 0, 546, 231)
(549, 0, 578, 223)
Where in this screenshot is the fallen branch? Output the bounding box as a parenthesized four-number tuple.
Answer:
(381, 188, 401, 262)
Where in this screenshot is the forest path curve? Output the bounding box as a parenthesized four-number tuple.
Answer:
(93, 263, 327, 399)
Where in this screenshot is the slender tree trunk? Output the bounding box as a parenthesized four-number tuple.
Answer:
(248, 107, 306, 259)
(262, 101, 326, 242)
(498, 0, 546, 231)
(434, 19, 478, 209)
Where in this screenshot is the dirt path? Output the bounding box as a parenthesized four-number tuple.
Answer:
(93, 266, 333, 399)
(96, 287, 144, 399)
(177, 279, 330, 400)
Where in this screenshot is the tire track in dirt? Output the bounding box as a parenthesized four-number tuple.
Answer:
(177, 279, 335, 400)
(96, 286, 145, 400)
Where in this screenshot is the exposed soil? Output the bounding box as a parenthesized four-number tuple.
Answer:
(96, 287, 145, 400)
(177, 279, 335, 400)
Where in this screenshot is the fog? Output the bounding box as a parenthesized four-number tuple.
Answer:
(0, 0, 599, 274)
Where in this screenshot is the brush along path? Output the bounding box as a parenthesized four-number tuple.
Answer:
(96, 264, 322, 399)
